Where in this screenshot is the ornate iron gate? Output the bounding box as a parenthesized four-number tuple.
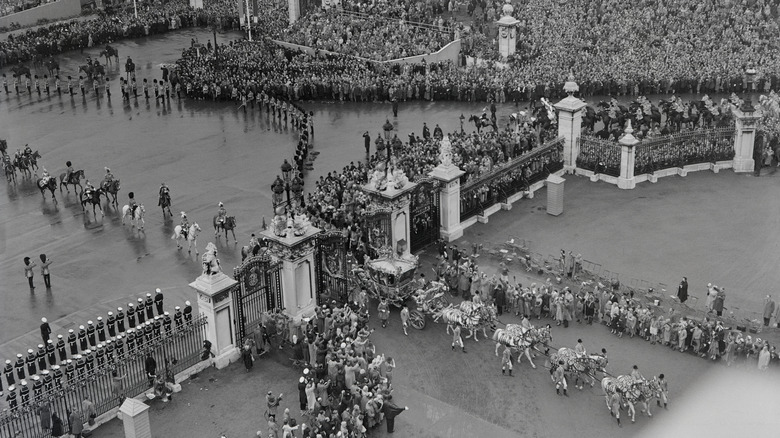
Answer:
(409, 178, 440, 253)
(362, 209, 392, 259)
(232, 253, 283, 341)
(316, 231, 350, 305)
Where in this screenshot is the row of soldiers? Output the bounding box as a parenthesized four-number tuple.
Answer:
(1, 289, 193, 413)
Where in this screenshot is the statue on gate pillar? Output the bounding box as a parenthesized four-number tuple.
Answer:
(201, 242, 222, 275)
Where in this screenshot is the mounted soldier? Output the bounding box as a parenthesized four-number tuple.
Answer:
(102, 167, 115, 190)
(215, 202, 227, 235)
(64, 161, 74, 184)
(180, 212, 190, 239)
(84, 180, 96, 199)
(128, 192, 138, 218)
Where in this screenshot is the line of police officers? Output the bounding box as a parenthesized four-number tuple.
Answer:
(1, 289, 194, 415)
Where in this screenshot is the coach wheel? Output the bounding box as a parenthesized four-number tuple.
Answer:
(409, 310, 426, 330)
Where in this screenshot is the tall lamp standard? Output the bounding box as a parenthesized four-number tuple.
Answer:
(272, 159, 305, 211)
(745, 67, 757, 92)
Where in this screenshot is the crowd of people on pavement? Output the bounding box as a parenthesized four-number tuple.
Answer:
(250, 301, 407, 436)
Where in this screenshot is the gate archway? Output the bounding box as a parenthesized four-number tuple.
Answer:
(232, 253, 283, 341)
(316, 231, 350, 305)
(409, 178, 440, 253)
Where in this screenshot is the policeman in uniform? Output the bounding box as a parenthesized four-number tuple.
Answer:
(78, 325, 88, 351)
(56, 334, 67, 362)
(145, 293, 154, 320)
(25, 349, 37, 376)
(107, 311, 117, 337)
(183, 301, 193, 324)
(96, 316, 106, 342)
(116, 307, 125, 334)
(154, 288, 164, 316)
(136, 297, 146, 324)
(87, 320, 96, 348)
(126, 303, 136, 328)
(67, 329, 78, 355)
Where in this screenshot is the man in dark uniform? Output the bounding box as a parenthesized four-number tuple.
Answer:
(163, 312, 172, 335)
(44, 75, 50, 95)
(40, 317, 52, 343)
(363, 131, 370, 155)
(144, 321, 154, 344)
(183, 301, 193, 324)
(18, 380, 29, 407)
(87, 320, 96, 347)
(52, 364, 63, 390)
(174, 306, 183, 329)
(136, 298, 146, 324)
(116, 307, 125, 334)
(26, 349, 37, 376)
(4, 359, 14, 387)
(134, 326, 144, 350)
(107, 311, 117, 337)
(115, 334, 125, 358)
(78, 325, 88, 351)
(6, 385, 18, 411)
(84, 349, 95, 374)
(46, 340, 56, 365)
(422, 123, 430, 140)
(56, 335, 67, 362)
(96, 317, 106, 342)
(36, 345, 47, 372)
(392, 97, 399, 117)
(95, 344, 105, 368)
(105, 340, 115, 367)
(126, 303, 136, 328)
(31, 375, 43, 402)
(75, 354, 85, 379)
(64, 359, 75, 382)
(154, 288, 164, 315)
(145, 293, 154, 320)
(41, 369, 53, 395)
(67, 329, 78, 355)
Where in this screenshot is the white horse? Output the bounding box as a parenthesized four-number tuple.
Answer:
(121, 204, 145, 230)
(492, 324, 538, 369)
(172, 223, 201, 253)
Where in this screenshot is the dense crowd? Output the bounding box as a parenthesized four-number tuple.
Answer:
(251, 301, 407, 436)
(0, 0, 238, 66)
(279, 9, 451, 61)
(1, 0, 58, 19)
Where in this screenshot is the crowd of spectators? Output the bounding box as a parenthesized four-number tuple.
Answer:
(0, 0, 238, 66)
(279, 9, 451, 61)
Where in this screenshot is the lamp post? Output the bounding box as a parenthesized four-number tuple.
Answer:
(383, 119, 393, 141)
(460, 113, 465, 133)
(133, 0, 137, 18)
(745, 67, 757, 92)
(272, 159, 305, 211)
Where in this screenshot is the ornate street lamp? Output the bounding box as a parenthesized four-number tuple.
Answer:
(291, 174, 304, 208)
(271, 175, 285, 209)
(746, 67, 757, 92)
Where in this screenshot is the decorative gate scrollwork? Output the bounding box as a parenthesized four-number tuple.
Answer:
(232, 254, 283, 341)
(408, 178, 440, 253)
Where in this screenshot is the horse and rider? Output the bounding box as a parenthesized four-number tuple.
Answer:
(215, 202, 227, 234)
(158, 182, 173, 216)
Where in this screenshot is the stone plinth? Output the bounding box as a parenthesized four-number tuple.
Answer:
(261, 226, 321, 321)
(617, 123, 639, 189)
(429, 164, 466, 241)
(119, 398, 151, 438)
(495, 16, 520, 59)
(362, 182, 416, 256)
(189, 272, 238, 369)
(554, 95, 587, 171)
(545, 174, 565, 216)
(732, 105, 761, 173)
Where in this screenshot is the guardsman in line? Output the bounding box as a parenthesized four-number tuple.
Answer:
(42, 369, 53, 394)
(174, 306, 183, 329)
(143, 78, 149, 99)
(105, 77, 111, 99)
(18, 380, 30, 407)
(97, 316, 106, 342)
(44, 75, 50, 95)
(183, 301, 193, 324)
(107, 311, 117, 337)
(78, 325, 88, 351)
(136, 298, 146, 325)
(105, 340, 116, 367)
(96, 344, 105, 368)
(125, 329, 136, 354)
(13, 74, 19, 94)
(46, 340, 56, 366)
(31, 375, 43, 402)
(4, 359, 14, 387)
(126, 303, 136, 328)
(85, 349, 95, 373)
(115, 334, 125, 357)
(52, 364, 63, 389)
(6, 385, 18, 411)
(163, 312, 172, 335)
(56, 334, 67, 362)
(87, 320, 96, 347)
(15, 354, 25, 381)
(64, 359, 75, 381)
(25, 75, 31, 94)
(131, 77, 138, 98)
(145, 293, 154, 320)
(79, 76, 86, 95)
(55, 75, 61, 95)
(67, 76, 73, 96)
(68, 329, 78, 355)
(75, 354, 85, 379)
(36, 344, 47, 371)
(34, 75, 41, 96)
(154, 288, 164, 316)
(26, 349, 37, 376)
(116, 307, 126, 334)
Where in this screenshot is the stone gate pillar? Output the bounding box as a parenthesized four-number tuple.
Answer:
(554, 75, 586, 171)
(732, 99, 761, 173)
(189, 268, 239, 369)
(617, 121, 639, 190)
(288, 0, 300, 23)
(429, 136, 465, 242)
(262, 226, 321, 321)
(362, 182, 416, 256)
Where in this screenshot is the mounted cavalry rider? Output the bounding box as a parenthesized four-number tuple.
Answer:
(159, 182, 170, 203)
(64, 161, 74, 184)
(215, 202, 227, 235)
(102, 167, 115, 190)
(180, 212, 190, 239)
(608, 98, 620, 119)
(84, 180, 96, 198)
(128, 192, 138, 217)
(23, 144, 32, 157)
(40, 168, 51, 184)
